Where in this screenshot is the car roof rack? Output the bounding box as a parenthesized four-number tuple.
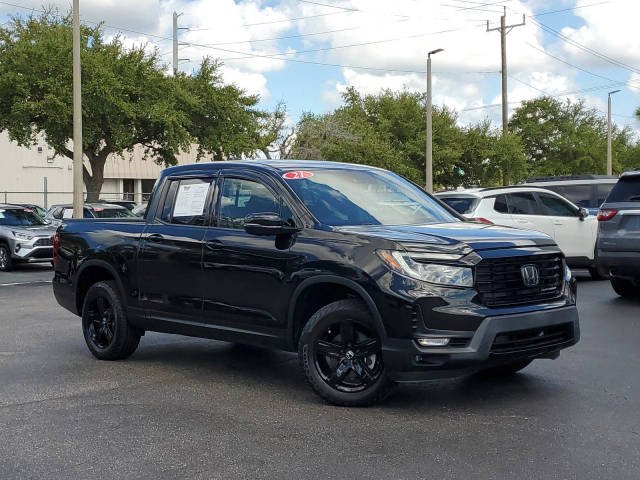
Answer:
(524, 174, 618, 182)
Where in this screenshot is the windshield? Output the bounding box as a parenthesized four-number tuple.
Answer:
(0, 208, 46, 226)
(438, 196, 478, 214)
(283, 168, 458, 226)
(92, 207, 136, 219)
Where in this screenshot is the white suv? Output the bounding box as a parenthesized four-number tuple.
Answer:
(436, 187, 601, 279)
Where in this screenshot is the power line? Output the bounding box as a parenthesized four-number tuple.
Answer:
(533, 1, 611, 17)
(187, 39, 499, 75)
(529, 17, 640, 75)
(297, 0, 410, 19)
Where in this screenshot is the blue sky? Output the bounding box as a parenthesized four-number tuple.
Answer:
(2, 0, 639, 132)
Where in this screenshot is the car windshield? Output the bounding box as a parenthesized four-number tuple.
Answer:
(438, 196, 478, 214)
(283, 168, 458, 226)
(92, 207, 136, 219)
(0, 208, 46, 226)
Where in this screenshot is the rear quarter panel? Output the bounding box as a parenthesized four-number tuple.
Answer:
(54, 219, 147, 315)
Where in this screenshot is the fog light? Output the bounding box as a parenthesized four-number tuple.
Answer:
(417, 337, 450, 347)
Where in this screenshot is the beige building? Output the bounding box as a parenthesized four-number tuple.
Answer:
(0, 132, 204, 207)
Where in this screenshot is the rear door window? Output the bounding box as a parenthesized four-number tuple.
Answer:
(506, 193, 542, 215)
(168, 178, 214, 226)
(493, 195, 508, 213)
(606, 176, 640, 202)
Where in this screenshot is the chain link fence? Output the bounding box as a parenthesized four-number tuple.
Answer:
(1, 191, 152, 208)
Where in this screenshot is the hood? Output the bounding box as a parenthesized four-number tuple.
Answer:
(335, 221, 555, 251)
(13, 225, 57, 236)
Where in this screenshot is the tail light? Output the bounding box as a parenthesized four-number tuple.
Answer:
(471, 217, 493, 224)
(597, 209, 618, 221)
(53, 231, 60, 261)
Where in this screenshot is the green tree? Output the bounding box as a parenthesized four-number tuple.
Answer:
(510, 96, 635, 176)
(291, 88, 464, 187)
(0, 13, 270, 201)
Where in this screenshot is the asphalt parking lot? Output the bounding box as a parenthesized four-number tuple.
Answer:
(1, 266, 639, 480)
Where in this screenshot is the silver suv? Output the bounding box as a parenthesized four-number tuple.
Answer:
(0, 204, 57, 271)
(596, 171, 640, 298)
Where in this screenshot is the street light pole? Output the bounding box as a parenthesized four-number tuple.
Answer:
(607, 89, 620, 176)
(426, 48, 443, 193)
(72, 0, 84, 218)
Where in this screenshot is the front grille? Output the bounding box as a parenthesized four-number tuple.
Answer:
(475, 253, 564, 307)
(34, 237, 54, 247)
(31, 248, 53, 259)
(490, 323, 574, 354)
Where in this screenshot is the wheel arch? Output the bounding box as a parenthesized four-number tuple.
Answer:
(287, 275, 386, 349)
(75, 260, 125, 314)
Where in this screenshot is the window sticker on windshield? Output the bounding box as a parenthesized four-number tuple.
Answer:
(173, 182, 209, 217)
(283, 171, 313, 180)
(62, 209, 73, 219)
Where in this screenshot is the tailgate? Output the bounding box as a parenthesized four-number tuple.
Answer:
(599, 206, 640, 252)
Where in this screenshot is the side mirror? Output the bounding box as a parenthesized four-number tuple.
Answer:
(244, 213, 300, 236)
(578, 207, 589, 220)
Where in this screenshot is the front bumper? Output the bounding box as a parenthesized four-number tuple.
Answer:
(383, 305, 580, 382)
(9, 238, 54, 263)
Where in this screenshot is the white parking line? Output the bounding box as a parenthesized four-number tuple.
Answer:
(0, 280, 52, 287)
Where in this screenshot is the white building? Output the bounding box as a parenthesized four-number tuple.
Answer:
(0, 132, 203, 207)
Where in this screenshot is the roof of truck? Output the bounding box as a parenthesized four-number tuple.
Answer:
(162, 160, 383, 176)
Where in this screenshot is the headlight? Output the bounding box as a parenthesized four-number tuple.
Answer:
(12, 231, 34, 240)
(378, 250, 473, 287)
(564, 264, 572, 281)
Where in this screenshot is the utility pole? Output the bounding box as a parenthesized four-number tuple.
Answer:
(172, 12, 189, 75)
(72, 0, 84, 218)
(487, 7, 525, 135)
(426, 48, 443, 193)
(607, 89, 621, 175)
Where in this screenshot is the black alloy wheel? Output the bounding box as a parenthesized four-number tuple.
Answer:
(313, 320, 383, 393)
(299, 299, 394, 406)
(81, 281, 140, 360)
(85, 294, 116, 350)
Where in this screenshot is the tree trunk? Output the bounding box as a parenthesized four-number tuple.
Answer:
(84, 151, 109, 203)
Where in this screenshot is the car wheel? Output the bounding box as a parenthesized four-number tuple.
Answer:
(82, 281, 140, 360)
(298, 299, 394, 406)
(478, 359, 533, 377)
(610, 277, 639, 298)
(0, 244, 13, 271)
(588, 266, 604, 280)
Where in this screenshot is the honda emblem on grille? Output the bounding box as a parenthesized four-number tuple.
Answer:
(520, 264, 540, 287)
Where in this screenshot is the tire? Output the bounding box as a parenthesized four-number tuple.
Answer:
(478, 359, 533, 377)
(610, 277, 639, 298)
(588, 266, 604, 280)
(81, 281, 140, 360)
(298, 299, 394, 406)
(0, 244, 13, 271)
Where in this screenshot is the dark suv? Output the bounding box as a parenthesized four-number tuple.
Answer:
(597, 171, 640, 298)
(53, 161, 580, 406)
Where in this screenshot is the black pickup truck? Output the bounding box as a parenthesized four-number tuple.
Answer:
(53, 161, 580, 406)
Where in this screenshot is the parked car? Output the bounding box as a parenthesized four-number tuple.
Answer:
(524, 175, 618, 215)
(596, 171, 640, 298)
(9, 203, 48, 220)
(0, 204, 57, 271)
(45, 203, 136, 226)
(104, 200, 137, 210)
(435, 187, 601, 278)
(53, 161, 579, 406)
(131, 203, 148, 217)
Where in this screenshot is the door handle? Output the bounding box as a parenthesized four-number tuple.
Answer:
(148, 233, 164, 242)
(205, 239, 223, 250)
(552, 221, 563, 225)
